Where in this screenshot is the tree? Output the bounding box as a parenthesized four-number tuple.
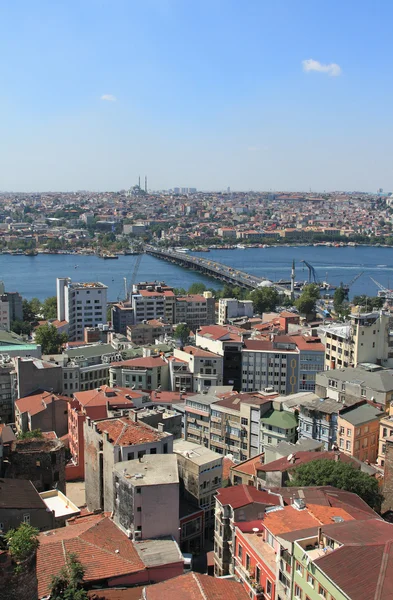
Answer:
(333, 285, 346, 313)
(188, 283, 206, 295)
(5, 523, 39, 562)
(18, 429, 43, 440)
(249, 286, 280, 314)
(11, 319, 33, 335)
(295, 284, 320, 316)
(35, 324, 68, 354)
(41, 296, 57, 320)
(50, 552, 88, 600)
(288, 459, 382, 511)
(174, 323, 191, 345)
(22, 299, 37, 323)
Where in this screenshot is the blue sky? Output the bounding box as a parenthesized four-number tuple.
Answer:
(0, 0, 392, 192)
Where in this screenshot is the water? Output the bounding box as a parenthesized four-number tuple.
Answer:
(0, 246, 392, 301)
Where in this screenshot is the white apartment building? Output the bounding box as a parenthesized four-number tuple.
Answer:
(218, 298, 253, 325)
(320, 311, 393, 370)
(57, 278, 108, 341)
(173, 346, 223, 392)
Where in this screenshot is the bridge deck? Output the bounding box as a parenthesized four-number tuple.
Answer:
(145, 247, 294, 296)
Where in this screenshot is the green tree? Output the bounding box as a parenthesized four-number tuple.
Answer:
(249, 286, 280, 314)
(5, 523, 40, 562)
(50, 552, 88, 600)
(333, 285, 346, 313)
(11, 320, 33, 336)
(174, 323, 191, 345)
(18, 429, 43, 440)
(288, 459, 382, 511)
(188, 283, 206, 295)
(41, 296, 57, 320)
(22, 299, 37, 323)
(295, 284, 320, 316)
(35, 324, 68, 354)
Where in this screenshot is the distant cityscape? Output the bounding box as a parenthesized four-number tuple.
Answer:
(1, 186, 393, 599)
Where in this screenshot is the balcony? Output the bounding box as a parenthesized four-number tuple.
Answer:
(234, 559, 264, 595)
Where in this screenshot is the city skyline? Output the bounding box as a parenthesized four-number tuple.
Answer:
(1, 0, 392, 192)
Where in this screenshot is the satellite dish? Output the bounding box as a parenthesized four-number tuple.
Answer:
(287, 453, 294, 462)
(252, 527, 259, 533)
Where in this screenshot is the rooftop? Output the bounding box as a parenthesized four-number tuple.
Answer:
(69, 281, 107, 289)
(66, 342, 115, 359)
(144, 572, 250, 600)
(216, 484, 281, 510)
(37, 514, 145, 598)
(111, 356, 167, 369)
(318, 365, 393, 392)
(0, 479, 46, 510)
(74, 386, 143, 408)
(15, 390, 68, 416)
(173, 439, 223, 465)
(180, 345, 220, 358)
(133, 537, 183, 568)
(261, 409, 298, 429)
(339, 402, 383, 426)
(113, 454, 179, 486)
(94, 417, 170, 446)
(298, 393, 344, 414)
(39, 489, 80, 518)
(257, 451, 358, 473)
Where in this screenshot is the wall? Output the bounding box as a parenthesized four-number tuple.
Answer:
(4, 440, 66, 493)
(15, 358, 63, 399)
(29, 398, 68, 438)
(0, 507, 54, 533)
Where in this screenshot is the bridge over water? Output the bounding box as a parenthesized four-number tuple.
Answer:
(145, 247, 294, 296)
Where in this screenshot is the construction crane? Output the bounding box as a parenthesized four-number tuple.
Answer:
(370, 276, 393, 299)
(300, 260, 319, 283)
(117, 253, 143, 302)
(342, 271, 364, 295)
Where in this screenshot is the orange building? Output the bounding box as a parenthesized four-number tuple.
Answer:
(337, 402, 382, 463)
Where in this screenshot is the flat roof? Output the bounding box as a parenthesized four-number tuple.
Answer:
(340, 403, 383, 426)
(40, 490, 80, 518)
(114, 454, 179, 486)
(134, 537, 183, 567)
(173, 439, 223, 465)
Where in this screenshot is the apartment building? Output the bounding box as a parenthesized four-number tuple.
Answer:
(218, 298, 254, 325)
(297, 393, 343, 450)
(260, 400, 297, 453)
(113, 454, 179, 541)
(213, 485, 281, 577)
(378, 403, 393, 468)
(111, 302, 134, 335)
(67, 385, 145, 480)
(173, 439, 223, 533)
(0, 358, 16, 423)
(109, 355, 169, 391)
(196, 325, 244, 390)
(173, 346, 223, 392)
(56, 278, 107, 341)
(242, 335, 324, 396)
(0, 295, 10, 330)
(321, 311, 393, 370)
(131, 283, 175, 324)
(84, 415, 173, 511)
(337, 402, 382, 463)
(315, 363, 393, 409)
(127, 319, 171, 345)
(175, 293, 215, 329)
(14, 391, 69, 438)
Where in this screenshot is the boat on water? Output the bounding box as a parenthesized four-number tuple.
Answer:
(236, 244, 246, 249)
(174, 247, 189, 253)
(24, 250, 38, 256)
(99, 253, 119, 259)
(124, 249, 142, 255)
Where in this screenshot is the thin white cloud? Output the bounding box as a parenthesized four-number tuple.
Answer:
(101, 94, 117, 102)
(302, 59, 342, 77)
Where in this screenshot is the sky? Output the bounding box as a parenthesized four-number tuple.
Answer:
(0, 0, 392, 193)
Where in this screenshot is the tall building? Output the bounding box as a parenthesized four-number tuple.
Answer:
(56, 278, 107, 341)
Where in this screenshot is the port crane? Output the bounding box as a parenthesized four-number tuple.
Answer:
(300, 260, 363, 293)
(300, 260, 318, 283)
(118, 253, 143, 301)
(370, 276, 393, 299)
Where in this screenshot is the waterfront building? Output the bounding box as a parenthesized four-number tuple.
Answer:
(56, 278, 107, 341)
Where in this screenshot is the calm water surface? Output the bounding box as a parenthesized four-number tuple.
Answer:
(0, 246, 392, 301)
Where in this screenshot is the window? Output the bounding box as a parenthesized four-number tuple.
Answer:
(347, 428, 351, 436)
(238, 544, 243, 560)
(255, 566, 261, 583)
(296, 561, 303, 574)
(136, 488, 141, 494)
(150, 448, 157, 454)
(137, 507, 142, 512)
(127, 452, 134, 460)
(163, 443, 168, 454)
(294, 585, 302, 599)
(307, 574, 314, 587)
(23, 514, 30, 524)
(339, 438, 344, 448)
(383, 427, 388, 437)
(266, 580, 272, 597)
(339, 426, 344, 435)
(318, 585, 327, 598)
(346, 440, 351, 451)
(241, 417, 248, 426)
(245, 554, 250, 570)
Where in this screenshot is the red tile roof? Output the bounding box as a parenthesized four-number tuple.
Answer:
(181, 345, 220, 358)
(231, 454, 264, 477)
(15, 391, 68, 416)
(145, 572, 250, 600)
(37, 515, 146, 597)
(111, 356, 167, 369)
(216, 484, 281, 509)
(95, 416, 168, 446)
(73, 386, 142, 408)
(264, 503, 354, 536)
(222, 456, 235, 480)
(197, 325, 243, 342)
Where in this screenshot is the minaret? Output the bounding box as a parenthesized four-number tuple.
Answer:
(145, 176, 147, 193)
(138, 176, 141, 188)
(291, 259, 295, 301)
